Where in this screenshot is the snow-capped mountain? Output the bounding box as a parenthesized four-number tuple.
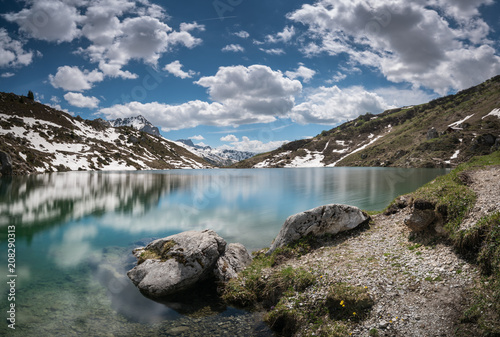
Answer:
(109, 115, 160, 137)
(176, 139, 255, 167)
(0, 93, 212, 175)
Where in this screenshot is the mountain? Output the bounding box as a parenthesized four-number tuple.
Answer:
(0, 93, 212, 175)
(176, 139, 255, 167)
(109, 115, 160, 137)
(234, 75, 500, 169)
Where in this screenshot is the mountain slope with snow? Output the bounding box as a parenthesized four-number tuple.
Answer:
(109, 115, 161, 137)
(176, 139, 255, 167)
(0, 93, 212, 175)
(234, 75, 500, 169)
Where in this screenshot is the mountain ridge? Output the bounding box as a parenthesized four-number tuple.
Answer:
(0, 92, 212, 175)
(233, 75, 500, 169)
(175, 139, 255, 167)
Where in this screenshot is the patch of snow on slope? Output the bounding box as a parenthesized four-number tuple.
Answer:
(445, 150, 460, 164)
(285, 150, 324, 168)
(449, 114, 474, 127)
(482, 108, 500, 119)
(329, 133, 388, 167)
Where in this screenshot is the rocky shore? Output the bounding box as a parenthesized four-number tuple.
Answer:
(127, 152, 499, 336)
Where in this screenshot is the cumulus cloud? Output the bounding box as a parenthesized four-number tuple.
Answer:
(3, 0, 82, 43)
(234, 30, 250, 38)
(222, 44, 245, 52)
(1, 72, 15, 78)
(100, 64, 302, 130)
(189, 135, 205, 140)
(220, 134, 238, 142)
(49, 66, 104, 92)
(266, 26, 295, 43)
(219, 136, 288, 153)
(64, 92, 100, 109)
(5, 1, 204, 80)
(285, 65, 316, 83)
(0, 28, 33, 68)
(287, 0, 500, 94)
(164, 60, 196, 79)
(290, 85, 392, 125)
(195, 64, 302, 117)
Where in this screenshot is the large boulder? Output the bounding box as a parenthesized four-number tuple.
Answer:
(214, 243, 252, 283)
(404, 199, 436, 232)
(0, 151, 13, 176)
(127, 229, 226, 297)
(267, 204, 370, 254)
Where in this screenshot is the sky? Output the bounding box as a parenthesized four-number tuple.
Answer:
(1, 0, 500, 153)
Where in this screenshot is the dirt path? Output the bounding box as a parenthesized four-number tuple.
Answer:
(286, 167, 500, 336)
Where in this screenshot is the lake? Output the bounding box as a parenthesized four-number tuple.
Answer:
(0, 167, 447, 336)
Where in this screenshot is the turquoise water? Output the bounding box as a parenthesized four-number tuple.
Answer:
(0, 167, 448, 336)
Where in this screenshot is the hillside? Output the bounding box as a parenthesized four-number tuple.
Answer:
(234, 76, 500, 169)
(0, 93, 212, 175)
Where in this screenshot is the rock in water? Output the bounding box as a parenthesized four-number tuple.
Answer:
(127, 229, 226, 297)
(267, 204, 370, 254)
(214, 243, 252, 283)
(0, 151, 13, 176)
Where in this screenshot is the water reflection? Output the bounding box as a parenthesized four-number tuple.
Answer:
(0, 168, 449, 336)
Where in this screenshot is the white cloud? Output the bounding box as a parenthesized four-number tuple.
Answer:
(100, 64, 302, 131)
(266, 26, 295, 43)
(222, 44, 245, 52)
(5, 1, 204, 81)
(374, 87, 438, 108)
(290, 85, 392, 125)
(220, 134, 239, 142)
(189, 135, 205, 140)
(3, 0, 82, 43)
(219, 136, 288, 153)
(1, 72, 15, 78)
(0, 28, 33, 68)
(285, 65, 316, 83)
(259, 48, 285, 55)
(195, 64, 302, 117)
(234, 30, 250, 39)
(49, 66, 104, 92)
(163, 60, 196, 79)
(287, 0, 500, 94)
(64, 92, 100, 109)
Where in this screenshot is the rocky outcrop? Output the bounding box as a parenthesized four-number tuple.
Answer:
(214, 243, 252, 283)
(0, 151, 13, 176)
(404, 199, 436, 232)
(127, 230, 251, 297)
(427, 127, 439, 140)
(267, 204, 370, 254)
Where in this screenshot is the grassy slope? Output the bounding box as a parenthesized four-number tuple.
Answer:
(234, 75, 500, 169)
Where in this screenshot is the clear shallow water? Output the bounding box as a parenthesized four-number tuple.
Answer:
(0, 167, 448, 336)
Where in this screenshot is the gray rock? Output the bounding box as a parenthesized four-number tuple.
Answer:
(214, 243, 252, 283)
(405, 209, 435, 231)
(0, 151, 13, 176)
(267, 204, 370, 254)
(427, 127, 439, 140)
(127, 229, 226, 297)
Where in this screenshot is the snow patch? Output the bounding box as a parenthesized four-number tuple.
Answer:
(449, 114, 474, 127)
(482, 108, 500, 119)
(285, 150, 324, 168)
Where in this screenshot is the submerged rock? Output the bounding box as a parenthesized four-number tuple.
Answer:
(128, 229, 251, 298)
(267, 204, 370, 254)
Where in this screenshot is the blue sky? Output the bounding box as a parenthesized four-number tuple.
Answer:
(1, 0, 500, 152)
